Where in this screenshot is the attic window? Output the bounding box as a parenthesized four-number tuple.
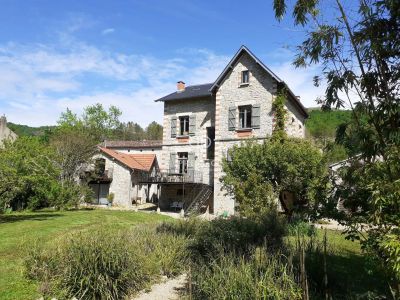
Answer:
(241, 70, 249, 84)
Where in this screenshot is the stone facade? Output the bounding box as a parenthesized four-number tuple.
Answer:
(158, 46, 307, 215)
(0, 116, 17, 147)
(90, 152, 158, 207)
(161, 97, 214, 185)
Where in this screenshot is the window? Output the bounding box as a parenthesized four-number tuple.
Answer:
(239, 105, 252, 129)
(206, 127, 215, 159)
(241, 70, 249, 84)
(178, 152, 188, 174)
(179, 116, 189, 136)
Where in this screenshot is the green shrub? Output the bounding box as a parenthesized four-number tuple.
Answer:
(191, 247, 302, 300)
(25, 225, 189, 299)
(165, 212, 287, 263)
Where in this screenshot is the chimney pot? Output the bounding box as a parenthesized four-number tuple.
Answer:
(177, 81, 185, 92)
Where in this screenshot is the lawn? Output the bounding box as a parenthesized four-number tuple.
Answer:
(0, 209, 170, 300)
(286, 229, 390, 298)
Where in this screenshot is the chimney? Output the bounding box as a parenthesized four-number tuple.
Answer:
(177, 81, 185, 92)
(296, 95, 301, 100)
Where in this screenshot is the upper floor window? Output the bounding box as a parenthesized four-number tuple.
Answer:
(179, 116, 189, 136)
(239, 105, 252, 129)
(241, 70, 249, 84)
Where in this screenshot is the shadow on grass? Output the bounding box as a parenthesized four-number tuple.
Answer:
(307, 251, 389, 299)
(0, 212, 64, 224)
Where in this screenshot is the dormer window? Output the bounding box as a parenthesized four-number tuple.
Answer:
(241, 70, 249, 84)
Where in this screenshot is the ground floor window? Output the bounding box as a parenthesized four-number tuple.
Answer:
(178, 152, 188, 174)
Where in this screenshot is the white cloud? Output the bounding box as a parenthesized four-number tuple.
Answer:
(101, 28, 115, 35)
(0, 38, 228, 127)
(0, 34, 327, 128)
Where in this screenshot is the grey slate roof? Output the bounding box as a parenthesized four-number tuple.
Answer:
(101, 140, 162, 148)
(154, 45, 308, 118)
(155, 83, 213, 102)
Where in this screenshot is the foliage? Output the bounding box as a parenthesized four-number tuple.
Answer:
(25, 224, 188, 299)
(58, 103, 122, 142)
(0, 210, 169, 299)
(191, 248, 301, 300)
(272, 88, 288, 141)
(0, 137, 60, 211)
(7, 122, 55, 138)
(305, 109, 352, 139)
(272, 0, 400, 292)
(159, 213, 287, 264)
(222, 138, 327, 217)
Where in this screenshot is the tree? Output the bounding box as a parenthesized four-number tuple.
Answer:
(272, 0, 400, 291)
(221, 138, 326, 218)
(58, 103, 122, 142)
(145, 121, 163, 140)
(0, 137, 59, 211)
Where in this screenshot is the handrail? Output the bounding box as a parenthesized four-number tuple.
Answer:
(139, 169, 203, 184)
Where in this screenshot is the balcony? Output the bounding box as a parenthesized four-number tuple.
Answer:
(139, 170, 203, 184)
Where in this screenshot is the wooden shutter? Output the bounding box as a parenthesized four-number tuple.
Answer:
(188, 152, 195, 181)
(169, 153, 176, 174)
(228, 107, 236, 131)
(189, 114, 196, 136)
(252, 104, 261, 129)
(170, 116, 177, 138)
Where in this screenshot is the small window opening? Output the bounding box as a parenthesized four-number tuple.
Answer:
(241, 70, 249, 84)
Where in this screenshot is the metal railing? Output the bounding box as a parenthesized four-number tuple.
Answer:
(139, 169, 203, 184)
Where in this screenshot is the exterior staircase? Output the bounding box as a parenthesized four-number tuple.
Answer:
(185, 184, 213, 215)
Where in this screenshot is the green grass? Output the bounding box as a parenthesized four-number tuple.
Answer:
(0, 209, 170, 300)
(287, 229, 389, 298)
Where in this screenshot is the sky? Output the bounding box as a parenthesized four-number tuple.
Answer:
(0, 0, 328, 127)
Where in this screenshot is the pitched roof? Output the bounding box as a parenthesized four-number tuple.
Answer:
(155, 83, 213, 102)
(99, 147, 156, 171)
(154, 45, 308, 118)
(102, 140, 162, 149)
(210, 45, 308, 118)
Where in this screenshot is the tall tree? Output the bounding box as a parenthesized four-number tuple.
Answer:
(272, 0, 400, 292)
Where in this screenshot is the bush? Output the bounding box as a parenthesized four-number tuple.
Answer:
(159, 212, 287, 264)
(25, 225, 189, 299)
(190, 247, 302, 300)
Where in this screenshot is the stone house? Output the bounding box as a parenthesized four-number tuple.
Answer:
(87, 142, 160, 207)
(0, 115, 18, 147)
(92, 45, 308, 215)
(153, 45, 308, 215)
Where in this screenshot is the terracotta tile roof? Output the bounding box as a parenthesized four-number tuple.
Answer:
(101, 140, 162, 149)
(99, 147, 156, 172)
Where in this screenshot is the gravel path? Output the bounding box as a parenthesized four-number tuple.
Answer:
(133, 274, 187, 300)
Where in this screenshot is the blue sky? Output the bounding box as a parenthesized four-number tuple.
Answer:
(0, 0, 327, 126)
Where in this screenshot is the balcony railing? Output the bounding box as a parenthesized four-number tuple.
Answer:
(139, 170, 203, 184)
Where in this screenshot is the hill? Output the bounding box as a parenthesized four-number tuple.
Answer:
(7, 123, 55, 137)
(305, 109, 352, 139)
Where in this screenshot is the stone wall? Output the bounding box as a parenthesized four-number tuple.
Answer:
(161, 97, 214, 185)
(213, 51, 306, 215)
(0, 116, 17, 147)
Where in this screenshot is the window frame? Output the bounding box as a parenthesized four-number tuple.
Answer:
(178, 152, 188, 174)
(241, 70, 250, 84)
(238, 105, 252, 129)
(179, 116, 190, 136)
